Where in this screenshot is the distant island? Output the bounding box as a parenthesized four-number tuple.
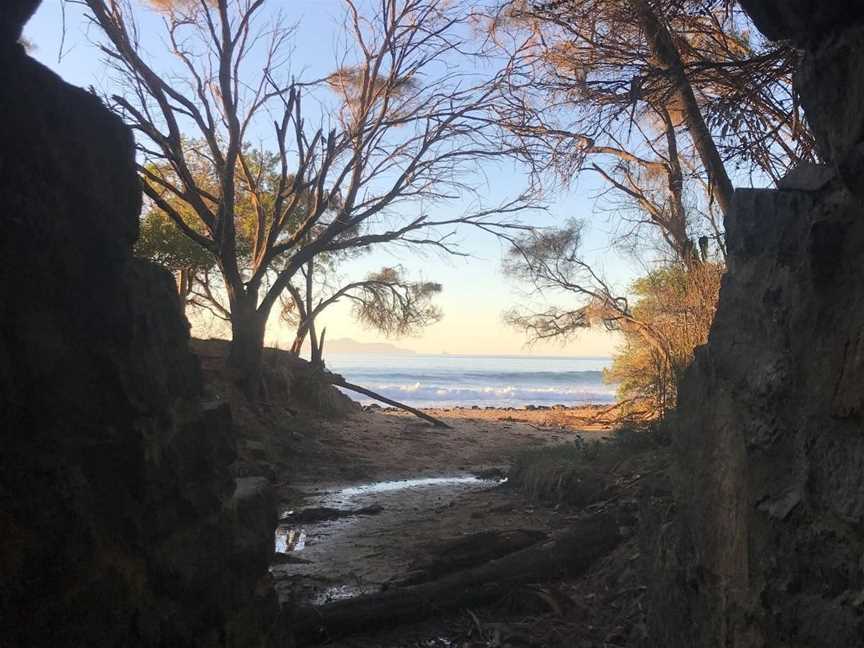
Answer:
(325, 338, 416, 355)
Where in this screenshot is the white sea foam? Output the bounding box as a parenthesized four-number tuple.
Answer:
(326, 353, 616, 408)
(341, 383, 616, 406)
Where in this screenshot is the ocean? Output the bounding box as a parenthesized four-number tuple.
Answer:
(325, 353, 616, 409)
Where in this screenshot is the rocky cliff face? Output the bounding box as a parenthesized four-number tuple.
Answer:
(648, 3, 864, 647)
(0, 4, 278, 646)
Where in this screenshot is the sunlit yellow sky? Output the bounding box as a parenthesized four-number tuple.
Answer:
(311, 310, 622, 356)
(26, 0, 635, 357)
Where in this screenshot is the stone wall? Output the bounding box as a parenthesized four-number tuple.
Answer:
(647, 3, 864, 646)
(0, 3, 279, 645)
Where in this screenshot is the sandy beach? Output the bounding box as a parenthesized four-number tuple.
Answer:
(281, 404, 616, 484)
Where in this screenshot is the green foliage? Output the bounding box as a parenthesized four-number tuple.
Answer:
(135, 209, 215, 273)
(136, 144, 309, 302)
(604, 262, 724, 415)
(351, 267, 443, 337)
(142, 145, 289, 264)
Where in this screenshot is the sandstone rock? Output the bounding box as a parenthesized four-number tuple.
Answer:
(647, 186, 864, 648)
(740, 3, 864, 199)
(798, 26, 864, 197)
(0, 5, 277, 646)
(777, 162, 835, 192)
(644, 7, 864, 647)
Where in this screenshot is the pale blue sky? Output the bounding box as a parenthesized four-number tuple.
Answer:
(25, 0, 634, 356)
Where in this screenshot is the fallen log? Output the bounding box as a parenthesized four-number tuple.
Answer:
(396, 528, 548, 586)
(290, 513, 621, 645)
(329, 377, 452, 428)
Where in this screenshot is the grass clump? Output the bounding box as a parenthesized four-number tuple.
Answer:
(509, 425, 668, 505)
(509, 441, 605, 505)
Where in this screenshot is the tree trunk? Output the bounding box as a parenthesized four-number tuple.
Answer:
(176, 268, 193, 311)
(290, 326, 307, 356)
(287, 283, 309, 356)
(308, 322, 319, 365)
(638, 0, 734, 217)
(177, 268, 189, 298)
(227, 297, 267, 393)
(656, 105, 700, 266)
(305, 259, 324, 366)
(311, 326, 325, 367)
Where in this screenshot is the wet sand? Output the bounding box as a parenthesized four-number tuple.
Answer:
(281, 405, 615, 484)
(271, 405, 615, 606)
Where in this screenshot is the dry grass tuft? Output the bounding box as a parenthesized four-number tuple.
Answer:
(509, 425, 668, 504)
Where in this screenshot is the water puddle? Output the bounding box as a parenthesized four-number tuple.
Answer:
(274, 528, 306, 553)
(333, 476, 488, 498)
(313, 583, 379, 605)
(273, 475, 501, 556)
(271, 474, 505, 604)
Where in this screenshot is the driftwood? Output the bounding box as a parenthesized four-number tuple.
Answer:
(290, 514, 621, 645)
(395, 528, 548, 586)
(329, 376, 453, 428)
(279, 504, 384, 525)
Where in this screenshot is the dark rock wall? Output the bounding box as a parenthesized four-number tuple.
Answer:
(0, 5, 278, 646)
(737, 1, 864, 47)
(648, 3, 864, 647)
(0, 0, 39, 42)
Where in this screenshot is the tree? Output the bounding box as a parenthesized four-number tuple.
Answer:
(604, 262, 722, 415)
(136, 143, 443, 364)
(490, 1, 815, 416)
(502, 221, 652, 347)
(349, 267, 442, 337)
(281, 265, 442, 365)
(502, 220, 721, 417)
(490, 0, 816, 217)
(135, 144, 292, 323)
(83, 0, 531, 389)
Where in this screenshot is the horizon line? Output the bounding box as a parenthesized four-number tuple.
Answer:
(324, 350, 614, 360)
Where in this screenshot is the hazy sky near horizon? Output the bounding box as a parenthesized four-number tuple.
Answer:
(24, 0, 638, 356)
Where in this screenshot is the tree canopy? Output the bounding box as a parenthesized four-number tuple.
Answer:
(85, 0, 534, 388)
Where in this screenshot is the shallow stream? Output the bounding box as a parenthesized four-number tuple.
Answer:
(271, 475, 504, 605)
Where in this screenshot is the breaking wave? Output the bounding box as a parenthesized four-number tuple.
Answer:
(339, 381, 616, 407)
(327, 354, 616, 408)
(345, 370, 605, 385)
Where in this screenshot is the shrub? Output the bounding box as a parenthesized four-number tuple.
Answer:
(605, 262, 723, 416)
